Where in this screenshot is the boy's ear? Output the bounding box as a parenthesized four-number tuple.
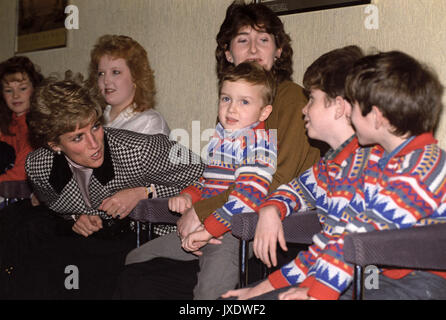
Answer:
(334, 96, 349, 120)
(259, 105, 273, 122)
(371, 105, 385, 130)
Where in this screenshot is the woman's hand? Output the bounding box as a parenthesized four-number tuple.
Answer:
(221, 279, 275, 300)
(253, 205, 287, 268)
(72, 214, 103, 237)
(99, 187, 147, 219)
(168, 194, 193, 214)
(177, 206, 202, 239)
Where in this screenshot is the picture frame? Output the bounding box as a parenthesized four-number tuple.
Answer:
(257, 0, 371, 16)
(16, 0, 68, 53)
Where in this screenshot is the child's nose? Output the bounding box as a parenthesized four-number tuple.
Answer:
(228, 102, 237, 112)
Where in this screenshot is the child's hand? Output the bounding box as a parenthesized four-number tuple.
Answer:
(221, 279, 275, 300)
(168, 194, 193, 214)
(278, 287, 316, 300)
(253, 205, 287, 268)
(181, 225, 214, 255)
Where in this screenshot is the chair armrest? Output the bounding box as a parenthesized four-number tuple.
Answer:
(129, 198, 179, 225)
(0, 180, 32, 199)
(231, 210, 321, 244)
(282, 210, 321, 244)
(344, 223, 446, 270)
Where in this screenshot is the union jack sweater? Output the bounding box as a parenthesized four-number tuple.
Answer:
(262, 133, 446, 300)
(181, 121, 277, 237)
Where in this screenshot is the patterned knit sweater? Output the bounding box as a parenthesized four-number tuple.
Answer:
(262, 133, 446, 300)
(181, 121, 277, 237)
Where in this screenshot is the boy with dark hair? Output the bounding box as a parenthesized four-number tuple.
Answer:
(224, 49, 446, 300)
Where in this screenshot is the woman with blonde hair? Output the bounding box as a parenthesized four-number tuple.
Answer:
(0, 77, 203, 299)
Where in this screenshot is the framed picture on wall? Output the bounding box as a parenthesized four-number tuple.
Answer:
(16, 0, 67, 53)
(257, 0, 371, 16)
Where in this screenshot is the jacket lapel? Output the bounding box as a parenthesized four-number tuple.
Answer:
(93, 133, 114, 186)
(48, 152, 72, 194)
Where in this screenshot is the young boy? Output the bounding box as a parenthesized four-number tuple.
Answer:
(173, 61, 277, 251)
(223, 50, 446, 300)
(125, 61, 277, 299)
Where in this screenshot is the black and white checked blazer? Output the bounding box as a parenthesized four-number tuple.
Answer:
(25, 128, 204, 220)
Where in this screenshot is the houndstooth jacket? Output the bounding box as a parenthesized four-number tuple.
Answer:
(25, 127, 204, 220)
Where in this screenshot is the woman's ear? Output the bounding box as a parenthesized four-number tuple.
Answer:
(275, 47, 283, 60)
(225, 50, 234, 64)
(259, 105, 273, 122)
(48, 142, 61, 154)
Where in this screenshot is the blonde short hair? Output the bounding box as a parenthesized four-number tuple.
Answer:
(28, 78, 103, 148)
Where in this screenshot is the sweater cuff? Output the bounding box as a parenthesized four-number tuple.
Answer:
(267, 269, 292, 289)
(300, 276, 341, 300)
(204, 214, 230, 238)
(193, 188, 232, 223)
(181, 186, 202, 204)
(258, 199, 288, 220)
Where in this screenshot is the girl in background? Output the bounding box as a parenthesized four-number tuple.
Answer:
(0, 56, 43, 206)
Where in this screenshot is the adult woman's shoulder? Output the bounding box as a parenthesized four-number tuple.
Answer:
(135, 109, 171, 136)
(275, 80, 307, 107)
(25, 147, 52, 166)
(104, 127, 166, 147)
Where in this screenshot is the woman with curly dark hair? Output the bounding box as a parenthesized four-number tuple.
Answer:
(0, 56, 43, 185)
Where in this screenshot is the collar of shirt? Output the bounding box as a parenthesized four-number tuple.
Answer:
(324, 134, 358, 165)
(104, 104, 137, 125)
(377, 136, 416, 170)
(215, 121, 264, 140)
(65, 155, 93, 207)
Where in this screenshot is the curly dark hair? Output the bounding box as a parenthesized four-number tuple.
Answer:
(216, 1, 293, 83)
(0, 56, 43, 135)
